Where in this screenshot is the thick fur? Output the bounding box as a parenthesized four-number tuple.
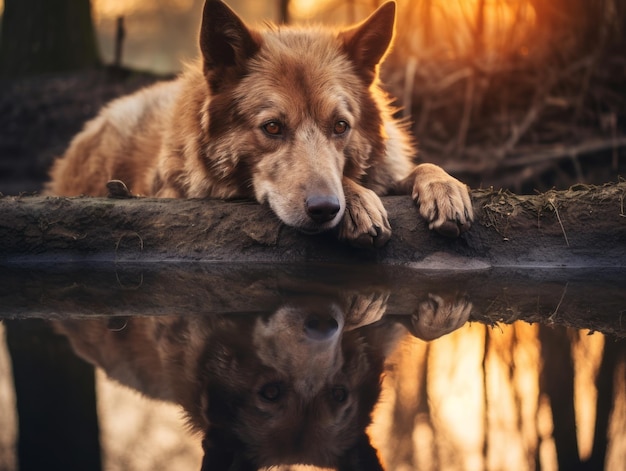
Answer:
(47, 0, 473, 247)
(53, 288, 471, 470)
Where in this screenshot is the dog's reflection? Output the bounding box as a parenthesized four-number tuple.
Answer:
(54, 291, 470, 471)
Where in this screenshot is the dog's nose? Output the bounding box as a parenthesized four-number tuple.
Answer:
(304, 314, 339, 340)
(305, 195, 340, 224)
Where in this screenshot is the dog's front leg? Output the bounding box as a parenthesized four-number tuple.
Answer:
(398, 163, 474, 238)
(338, 178, 392, 248)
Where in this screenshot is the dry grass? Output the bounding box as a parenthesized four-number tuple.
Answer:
(376, 0, 626, 192)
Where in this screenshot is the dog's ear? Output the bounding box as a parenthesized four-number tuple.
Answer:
(338, 433, 385, 471)
(339, 1, 396, 85)
(199, 0, 261, 92)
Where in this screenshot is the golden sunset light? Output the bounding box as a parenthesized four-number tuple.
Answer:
(1, 0, 625, 468)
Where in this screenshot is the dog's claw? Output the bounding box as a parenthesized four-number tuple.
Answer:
(352, 233, 376, 248)
(435, 220, 461, 238)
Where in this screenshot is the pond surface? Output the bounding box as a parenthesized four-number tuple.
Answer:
(1, 263, 625, 471)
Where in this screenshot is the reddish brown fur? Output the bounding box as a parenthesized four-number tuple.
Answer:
(47, 0, 473, 247)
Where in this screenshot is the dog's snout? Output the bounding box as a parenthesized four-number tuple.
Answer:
(304, 314, 339, 340)
(305, 195, 340, 224)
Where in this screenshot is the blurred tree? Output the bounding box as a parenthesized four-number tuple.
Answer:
(528, 0, 626, 58)
(0, 0, 100, 77)
(279, 0, 290, 24)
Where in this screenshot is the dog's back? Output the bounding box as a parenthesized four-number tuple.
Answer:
(47, 80, 180, 196)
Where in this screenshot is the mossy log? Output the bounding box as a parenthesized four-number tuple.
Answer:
(1, 183, 625, 267)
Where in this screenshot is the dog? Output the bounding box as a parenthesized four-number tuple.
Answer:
(47, 0, 473, 247)
(53, 286, 471, 471)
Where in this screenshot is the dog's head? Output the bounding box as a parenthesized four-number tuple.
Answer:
(198, 297, 386, 471)
(199, 0, 396, 233)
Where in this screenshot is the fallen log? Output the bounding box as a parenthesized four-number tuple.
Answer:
(1, 183, 625, 267)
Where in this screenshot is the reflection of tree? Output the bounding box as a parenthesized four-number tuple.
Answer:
(279, 0, 290, 24)
(539, 326, 580, 469)
(5, 320, 101, 470)
(388, 342, 437, 470)
(0, 0, 100, 77)
(378, 324, 625, 470)
(587, 339, 625, 470)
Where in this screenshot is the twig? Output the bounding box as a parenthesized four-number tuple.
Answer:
(433, 67, 473, 93)
(416, 97, 432, 137)
(115, 232, 144, 257)
(113, 17, 125, 69)
(502, 136, 626, 169)
(548, 282, 569, 322)
(454, 70, 476, 155)
(548, 197, 569, 247)
(488, 57, 595, 163)
(403, 57, 418, 120)
(442, 136, 626, 174)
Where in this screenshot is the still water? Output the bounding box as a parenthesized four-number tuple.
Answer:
(1, 263, 625, 471)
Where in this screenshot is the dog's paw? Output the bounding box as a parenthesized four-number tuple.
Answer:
(344, 290, 390, 329)
(410, 163, 474, 238)
(410, 293, 472, 341)
(338, 179, 392, 248)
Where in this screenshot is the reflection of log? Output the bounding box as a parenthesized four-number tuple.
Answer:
(1, 263, 625, 337)
(1, 183, 625, 267)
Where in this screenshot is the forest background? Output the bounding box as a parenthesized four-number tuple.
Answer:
(1, 0, 625, 194)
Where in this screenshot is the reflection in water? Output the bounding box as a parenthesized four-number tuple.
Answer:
(0, 264, 625, 470)
(374, 322, 626, 471)
(0, 322, 17, 471)
(52, 289, 470, 471)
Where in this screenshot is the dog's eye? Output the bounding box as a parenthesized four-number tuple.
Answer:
(263, 121, 283, 136)
(259, 382, 283, 402)
(333, 120, 349, 135)
(331, 386, 348, 403)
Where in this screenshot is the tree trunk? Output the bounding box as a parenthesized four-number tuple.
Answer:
(278, 0, 290, 24)
(0, 0, 100, 77)
(527, 0, 608, 58)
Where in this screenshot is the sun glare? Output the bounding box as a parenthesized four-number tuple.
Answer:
(92, 0, 195, 20)
(291, 0, 331, 20)
(392, 0, 537, 61)
(288, 0, 536, 61)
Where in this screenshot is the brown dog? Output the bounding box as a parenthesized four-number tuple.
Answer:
(47, 0, 473, 247)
